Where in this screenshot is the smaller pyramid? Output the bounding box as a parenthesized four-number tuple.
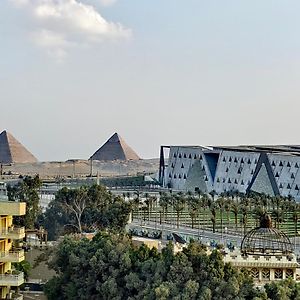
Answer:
(0, 130, 37, 164)
(90, 133, 140, 161)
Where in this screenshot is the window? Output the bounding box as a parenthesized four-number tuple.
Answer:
(184, 174, 187, 179)
(286, 269, 294, 279)
(174, 174, 177, 179)
(189, 154, 192, 159)
(179, 153, 182, 158)
(241, 158, 244, 164)
(295, 185, 299, 191)
(251, 170, 254, 175)
(237, 167, 242, 174)
(181, 163, 184, 168)
(296, 162, 299, 168)
(174, 153, 177, 158)
(279, 183, 283, 189)
(291, 173, 295, 179)
(274, 269, 283, 279)
(169, 173, 172, 178)
(287, 183, 291, 189)
(200, 155, 203, 160)
(217, 178, 220, 183)
(275, 172, 279, 178)
(248, 158, 251, 164)
(184, 153, 187, 158)
(272, 161, 276, 167)
(251, 268, 259, 279)
(204, 176, 208, 182)
(223, 157, 226, 162)
(228, 178, 231, 183)
(234, 179, 238, 184)
(229, 157, 232, 162)
(194, 154, 197, 159)
(226, 167, 229, 173)
(179, 174, 182, 179)
(287, 162, 291, 167)
(279, 161, 283, 167)
(223, 178, 226, 183)
(262, 269, 270, 280)
(171, 163, 175, 168)
(234, 157, 238, 163)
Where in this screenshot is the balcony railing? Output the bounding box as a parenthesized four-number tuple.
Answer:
(0, 249, 25, 263)
(0, 272, 24, 286)
(0, 201, 26, 216)
(0, 227, 25, 239)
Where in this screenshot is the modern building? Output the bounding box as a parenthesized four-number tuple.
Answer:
(224, 215, 299, 284)
(0, 201, 26, 299)
(159, 145, 300, 200)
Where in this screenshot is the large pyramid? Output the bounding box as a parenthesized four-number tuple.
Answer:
(90, 133, 140, 161)
(0, 130, 37, 164)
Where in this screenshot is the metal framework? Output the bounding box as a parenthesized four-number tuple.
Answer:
(241, 227, 293, 255)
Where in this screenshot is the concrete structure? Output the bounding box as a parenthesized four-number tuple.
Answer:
(0, 130, 37, 164)
(159, 145, 300, 200)
(0, 200, 26, 298)
(90, 133, 140, 161)
(224, 215, 299, 285)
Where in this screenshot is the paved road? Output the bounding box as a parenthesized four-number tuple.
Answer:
(129, 220, 300, 255)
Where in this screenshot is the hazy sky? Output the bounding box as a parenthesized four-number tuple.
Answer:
(1, 0, 300, 161)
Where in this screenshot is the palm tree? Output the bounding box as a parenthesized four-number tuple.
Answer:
(210, 203, 217, 233)
(240, 205, 249, 236)
(187, 195, 199, 229)
(200, 193, 210, 229)
(144, 195, 156, 222)
(172, 193, 185, 228)
(132, 190, 142, 221)
(252, 206, 266, 227)
(159, 192, 170, 224)
(231, 201, 239, 232)
(272, 209, 284, 229)
(216, 197, 226, 235)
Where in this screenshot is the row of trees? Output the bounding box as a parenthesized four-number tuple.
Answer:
(131, 190, 300, 236)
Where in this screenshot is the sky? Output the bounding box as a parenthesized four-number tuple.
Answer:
(1, 0, 300, 161)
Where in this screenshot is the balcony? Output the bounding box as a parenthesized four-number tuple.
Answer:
(0, 202, 26, 216)
(0, 227, 25, 240)
(0, 272, 24, 286)
(0, 249, 25, 263)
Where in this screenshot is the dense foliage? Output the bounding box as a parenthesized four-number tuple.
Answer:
(40, 184, 131, 240)
(44, 233, 262, 300)
(7, 175, 42, 228)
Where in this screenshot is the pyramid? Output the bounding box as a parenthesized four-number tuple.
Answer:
(90, 133, 140, 161)
(0, 130, 37, 164)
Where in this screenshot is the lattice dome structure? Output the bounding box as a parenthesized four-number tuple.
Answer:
(241, 215, 293, 255)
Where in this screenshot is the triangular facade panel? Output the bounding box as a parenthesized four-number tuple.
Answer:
(249, 163, 275, 196)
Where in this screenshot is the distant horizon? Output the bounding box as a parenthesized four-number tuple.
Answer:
(2, 1, 300, 161)
(2, 128, 300, 162)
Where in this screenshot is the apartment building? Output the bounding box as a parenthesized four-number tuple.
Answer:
(0, 201, 26, 299)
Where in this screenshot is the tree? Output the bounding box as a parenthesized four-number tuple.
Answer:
(172, 193, 185, 228)
(7, 175, 42, 229)
(40, 184, 131, 240)
(187, 195, 199, 229)
(43, 233, 262, 300)
(56, 187, 89, 233)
